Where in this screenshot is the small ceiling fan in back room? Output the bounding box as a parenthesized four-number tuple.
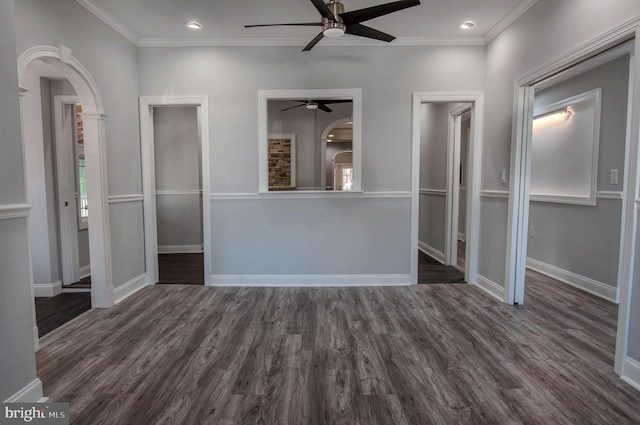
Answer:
(281, 99, 352, 113)
(245, 0, 421, 51)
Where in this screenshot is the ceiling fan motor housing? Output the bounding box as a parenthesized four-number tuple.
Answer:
(323, 1, 346, 37)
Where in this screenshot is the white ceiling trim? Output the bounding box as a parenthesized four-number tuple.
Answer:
(75, 0, 139, 45)
(484, 0, 540, 43)
(137, 36, 485, 48)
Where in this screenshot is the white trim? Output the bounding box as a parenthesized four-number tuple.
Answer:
(321, 118, 352, 189)
(74, 0, 139, 45)
(79, 265, 91, 279)
(526, 258, 617, 303)
(419, 189, 446, 196)
(504, 20, 640, 377)
(458, 232, 466, 241)
(209, 274, 412, 287)
(0, 204, 31, 220)
(474, 274, 505, 302)
(480, 190, 509, 199)
(412, 92, 484, 289)
(108, 194, 144, 204)
(622, 357, 640, 392)
(209, 191, 411, 200)
(259, 89, 362, 193)
(418, 241, 445, 264)
(140, 95, 211, 287)
(137, 36, 485, 48)
(113, 273, 147, 304)
(19, 45, 114, 308)
(63, 287, 91, 293)
(158, 244, 204, 254)
(3, 379, 46, 403)
(155, 190, 202, 196)
(597, 191, 624, 200)
(33, 281, 63, 297)
(484, 0, 540, 43)
(530, 88, 602, 207)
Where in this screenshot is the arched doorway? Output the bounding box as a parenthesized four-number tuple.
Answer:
(18, 45, 113, 309)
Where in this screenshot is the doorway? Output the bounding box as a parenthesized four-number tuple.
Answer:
(411, 93, 484, 287)
(506, 34, 639, 376)
(140, 96, 211, 286)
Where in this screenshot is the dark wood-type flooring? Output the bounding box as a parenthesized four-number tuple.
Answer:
(418, 242, 466, 284)
(158, 253, 204, 285)
(37, 270, 640, 424)
(35, 293, 91, 337)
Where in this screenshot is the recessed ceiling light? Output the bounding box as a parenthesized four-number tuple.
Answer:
(458, 21, 476, 30)
(186, 21, 204, 30)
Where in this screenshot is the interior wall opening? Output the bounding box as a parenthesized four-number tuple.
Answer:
(510, 40, 635, 373)
(417, 101, 472, 284)
(152, 106, 204, 285)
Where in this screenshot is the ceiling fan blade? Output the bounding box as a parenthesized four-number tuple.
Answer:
(318, 99, 353, 105)
(345, 24, 395, 42)
(310, 0, 336, 20)
(281, 103, 306, 112)
(302, 32, 325, 51)
(317, 104, 333, 113)
(340, 0, 420, 25)
(244, 23, 322, 28)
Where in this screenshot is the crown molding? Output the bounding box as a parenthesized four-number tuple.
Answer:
(137, 36, 485, 48)
(484, 0, 540, 43)
(75, 0, 139, 45)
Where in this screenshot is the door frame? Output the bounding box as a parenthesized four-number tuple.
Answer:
(446, 104, 472, 268)
(53, 96, 82, 286)
(504, 21, 640, 376)
(139, 96, 211, 286)
(18, 45, 113, 308)
(411, 92, 484, 286)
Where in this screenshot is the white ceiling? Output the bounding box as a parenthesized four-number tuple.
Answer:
(78, 0, 538, 46)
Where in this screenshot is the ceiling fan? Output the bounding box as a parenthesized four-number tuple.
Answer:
(245, 0, 421, 51)
(281, 99, 352, 112)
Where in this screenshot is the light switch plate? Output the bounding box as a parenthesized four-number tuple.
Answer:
(610, 169, 619, 185)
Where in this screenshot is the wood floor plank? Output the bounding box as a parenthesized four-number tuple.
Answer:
(36, 273, 640, 425)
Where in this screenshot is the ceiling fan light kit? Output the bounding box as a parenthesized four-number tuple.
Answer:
(245, 0, 421, 51)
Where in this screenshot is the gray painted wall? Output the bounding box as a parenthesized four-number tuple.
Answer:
(138, 45, 485, 276)
(153, 106, 203, 248)
(0, 0, 39, 401)
(528, 56, 629, 288)
(14, 0, 144, 289)
(480, 0, 640, 286)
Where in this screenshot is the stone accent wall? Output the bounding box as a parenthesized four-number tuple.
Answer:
(268, 138, 293, 189)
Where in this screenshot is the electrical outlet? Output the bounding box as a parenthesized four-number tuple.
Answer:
(501, 169, 507, 185)
(529, 225, 535, 238)
(610, 169, 619, 185)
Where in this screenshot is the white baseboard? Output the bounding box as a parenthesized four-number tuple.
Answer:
(209, 274, 413, 287)
(622, 357, 640, 392)
(418, 241, 445, 264)
(3, 379, 46, 403)
(113, 273, 147, 304)
(158, 244, 204, 254)
(33, 281, 62, 297)
(526, 258, 617, 303)
(62, 287, 91, 293)
(79, 264, 91, 279)
(474, 274, 505, 301)
(458, 232, 466, 242)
